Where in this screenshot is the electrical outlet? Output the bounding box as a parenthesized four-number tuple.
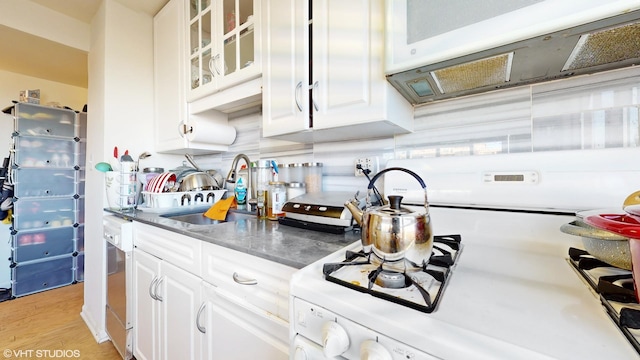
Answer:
(355, 157, 378, 176)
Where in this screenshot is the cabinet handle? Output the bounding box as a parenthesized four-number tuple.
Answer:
(196, 302, 206, 334)
(154, 277, 164, 302)
(149, 277, 158, 300)
(232, 272, 257, 285)
(312, 81, 319, 111)
(295, 82, 303, 112)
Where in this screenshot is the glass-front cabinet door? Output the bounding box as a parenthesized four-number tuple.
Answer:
(188, 0, 260, 101)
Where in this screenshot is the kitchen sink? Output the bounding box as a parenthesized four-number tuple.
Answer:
(160, 209, 255, 226)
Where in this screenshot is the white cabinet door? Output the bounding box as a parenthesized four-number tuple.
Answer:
(154, 0, 232, 155)
(133, 249, 162, 360)
(133, 248, 202, 360)
(188, 0, 262, 102)
(261, 0, 310, 138)
(160, 261, 203, 360)
(261, 0, 413, 142)
(154, 0, 190, 153)
(201, 282, 289, 360)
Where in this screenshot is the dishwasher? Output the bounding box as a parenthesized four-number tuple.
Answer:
(104, 215, 134, 359)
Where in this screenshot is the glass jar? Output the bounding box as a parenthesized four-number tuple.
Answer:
(278, 163, 290, 184)
(267, 181, 286, 220)
(289, 163, 305, 183)
(286, 182, 306, 200)
(303, 162, 323, 193)
(255, 160, 273, 219)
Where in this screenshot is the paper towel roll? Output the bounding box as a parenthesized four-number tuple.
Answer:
(180, 118, 237, 145)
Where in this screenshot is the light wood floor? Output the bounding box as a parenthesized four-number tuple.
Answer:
(0, 283, 122, 359)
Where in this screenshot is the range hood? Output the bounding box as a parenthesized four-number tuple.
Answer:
(386, 9, 640, 105)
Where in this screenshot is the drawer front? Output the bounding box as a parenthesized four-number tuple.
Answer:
(13, 197, 78, 230)
(12, 255, 75, 297)
(12, 227, 75, 262)
(133, 222, 201, 276)
(13, 168, 78, 197)
(14, 103, 76, 138)
(201, 242, 295, 321)
(13, 137, 77, 168)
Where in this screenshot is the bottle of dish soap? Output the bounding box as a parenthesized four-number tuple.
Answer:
(234, 177, 247, 208)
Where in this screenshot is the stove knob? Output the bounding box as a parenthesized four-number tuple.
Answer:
(322, 322, 350, 357)
(360, 340, 392, 360)
(293, 345, 308, 360)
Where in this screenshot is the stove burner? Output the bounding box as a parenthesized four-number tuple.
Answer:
(322, 234, 462, 313)
(372, 270, 408, 289)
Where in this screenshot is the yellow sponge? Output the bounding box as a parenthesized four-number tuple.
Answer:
(204, 196, 236, 220)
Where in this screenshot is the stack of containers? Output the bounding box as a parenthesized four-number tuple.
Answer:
(9, 103, 85, 297)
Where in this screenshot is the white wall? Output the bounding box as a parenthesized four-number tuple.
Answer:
(0, 70, 88, 111)
(82, 0, 158, 342)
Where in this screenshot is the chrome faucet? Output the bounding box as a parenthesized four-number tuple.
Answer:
(225, 153, 253, 205)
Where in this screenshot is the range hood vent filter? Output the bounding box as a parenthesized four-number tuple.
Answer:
(431, 53, 513, 94)
(564, 21, 640, 71)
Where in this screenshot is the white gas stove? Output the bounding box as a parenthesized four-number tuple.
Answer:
(289, 148, 640, 359)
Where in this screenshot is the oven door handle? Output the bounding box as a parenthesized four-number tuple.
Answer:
(233, 272, 257, 285)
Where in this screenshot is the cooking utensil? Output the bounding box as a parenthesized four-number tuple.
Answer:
(178, 172, 219, 192)
(623, 190, 640, 207)
(184, 154, 223, 188)
(560, 220, 632, 270)
(345, 167, 433, 264)
(583, 213, 640, 240)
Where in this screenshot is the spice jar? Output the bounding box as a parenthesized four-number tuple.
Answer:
(303, 162, 323, 193)
(267, 181, 286, 220)
(286, 182, 306, 200)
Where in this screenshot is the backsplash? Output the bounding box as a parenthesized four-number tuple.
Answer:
(195, 66, 640, 195)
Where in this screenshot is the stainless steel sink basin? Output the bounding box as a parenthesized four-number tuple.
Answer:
(161, 210, 255, 226)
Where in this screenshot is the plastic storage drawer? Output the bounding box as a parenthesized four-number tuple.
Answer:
(12, 255, 75, 297)
(14, 103, 75, 138)
(75, 225, 84, 252)
(13, 137, 77, 168)
(74, 252, 84, 282)
(12, 168, 77, 197)
(12, 227, 75, 263)
(13, 197, 77, 230)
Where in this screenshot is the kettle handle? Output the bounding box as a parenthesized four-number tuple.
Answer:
(366, 167, 427, 208)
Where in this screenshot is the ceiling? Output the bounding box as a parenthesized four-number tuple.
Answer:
(0, 0, 169, 88)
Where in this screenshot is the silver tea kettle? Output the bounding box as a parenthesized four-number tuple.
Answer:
(345, 167, 433, 265)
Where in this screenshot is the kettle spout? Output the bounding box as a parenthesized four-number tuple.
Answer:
(345, 199, 364, 227)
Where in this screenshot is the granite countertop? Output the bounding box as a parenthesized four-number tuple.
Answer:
(105, 207, 360, 269)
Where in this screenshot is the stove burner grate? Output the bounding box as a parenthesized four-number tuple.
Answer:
(568, 247, 640, 355)
(322, 234, 462, 313)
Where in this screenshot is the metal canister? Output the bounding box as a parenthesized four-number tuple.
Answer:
(286, 182, 306, 200)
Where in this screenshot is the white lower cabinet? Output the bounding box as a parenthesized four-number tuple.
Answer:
(199, 281, 289, 359)
(133, 248, 203, 360)
(132, 222, 294, 359)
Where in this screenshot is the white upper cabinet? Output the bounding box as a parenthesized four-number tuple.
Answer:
(262, 0, 414, 143)
(154, 0, 234, 155)
(188, 0, 262, 102)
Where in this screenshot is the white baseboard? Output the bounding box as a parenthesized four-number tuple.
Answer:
(81, 304, 110, 343)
